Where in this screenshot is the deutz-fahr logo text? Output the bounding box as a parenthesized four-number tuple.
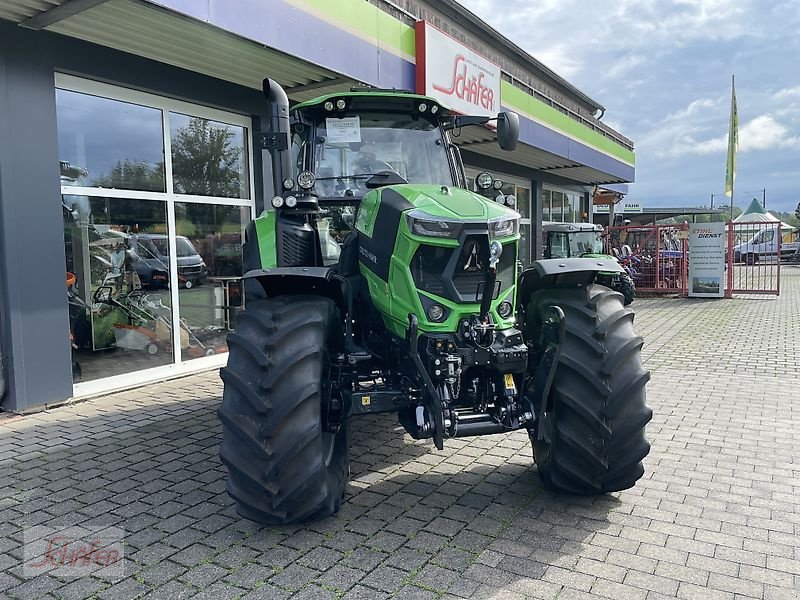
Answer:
(432, 55, 495, 112)
(359, 245, 378, 264)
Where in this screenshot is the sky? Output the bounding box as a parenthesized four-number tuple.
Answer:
(459, 0, 800, 214)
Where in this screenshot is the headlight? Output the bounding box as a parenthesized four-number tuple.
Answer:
(489, 216, 519, 238)
(492, 179, 504, 190)
(296, 170, 316, 190)
(406, 209, 459, 238)
(283, 178, 295, 190)
(427, 303, 446, 322)
(497, 301, 513, 319)
(335, 98, 347, 110)
(284, 196, 298, 208)
(323, 101, 334, 111)
(271, 196, 284, 208)
(475, 172, 493, 190)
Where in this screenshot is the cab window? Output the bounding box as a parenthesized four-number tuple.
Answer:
(549, 232, 570, 259)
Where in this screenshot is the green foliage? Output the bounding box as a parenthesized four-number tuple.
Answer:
(770, 209, 800, 228)
(92, 159, 164, 191)
(171, 117, 243, 198)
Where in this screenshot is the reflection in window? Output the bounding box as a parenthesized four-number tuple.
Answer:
(170, 113, 248, 198)
(64, 197, 172, 382)
(175, 203, 249, 361)
(56, 89, 165, 192)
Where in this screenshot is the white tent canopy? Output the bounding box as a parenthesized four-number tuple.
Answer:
(734, 198, 795, 230)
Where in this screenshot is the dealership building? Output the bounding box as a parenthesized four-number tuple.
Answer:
(0, 0, 635, 412)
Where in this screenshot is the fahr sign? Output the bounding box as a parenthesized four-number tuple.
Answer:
(593, 202, 643, 214)
(415, 21, 501, 117)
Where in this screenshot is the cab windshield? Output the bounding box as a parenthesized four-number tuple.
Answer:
(570, 231, 605, 256)
(294, 112, 453, 198)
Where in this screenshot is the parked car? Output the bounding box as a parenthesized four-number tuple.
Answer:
(130, 234, 207, 288)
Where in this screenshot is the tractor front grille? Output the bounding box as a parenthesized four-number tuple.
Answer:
(412, 235, 516, 303)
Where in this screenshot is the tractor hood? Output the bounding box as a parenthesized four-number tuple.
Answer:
(390, 184, 519, 221)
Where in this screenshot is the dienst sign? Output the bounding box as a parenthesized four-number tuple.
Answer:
(415, 22, 501, 117)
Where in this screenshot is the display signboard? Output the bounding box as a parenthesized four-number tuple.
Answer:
(688, 221, 726, 298)
(415, 21, 501, 117)
(592, 202, 643, 214)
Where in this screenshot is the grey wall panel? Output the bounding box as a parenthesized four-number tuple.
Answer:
(0, 29, 73, 411)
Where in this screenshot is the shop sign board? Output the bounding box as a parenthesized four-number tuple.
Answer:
(415, 21, 501, 117)
(688, 221, 725, 298)
(592, 202, 643, 214)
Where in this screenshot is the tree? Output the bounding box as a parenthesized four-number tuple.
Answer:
(171, 117, 243, 198)
(795, 201, 800, 223)
(93, 159, 164, 191)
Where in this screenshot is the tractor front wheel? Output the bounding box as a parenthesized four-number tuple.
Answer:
(615, 274, 636, 306)
(524, 284, 651, 494)
(218, 296, 349, 524)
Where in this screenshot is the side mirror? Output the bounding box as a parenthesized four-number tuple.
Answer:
(497, 111, 520, 151)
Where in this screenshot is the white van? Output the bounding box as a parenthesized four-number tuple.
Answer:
(733, 226, 797, 263)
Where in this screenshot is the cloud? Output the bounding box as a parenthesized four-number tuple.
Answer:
(739, 115, 800, 151)
(773, 86, 800, 100)
(665, 115, 800, 157)
(457, 0, 800, 211)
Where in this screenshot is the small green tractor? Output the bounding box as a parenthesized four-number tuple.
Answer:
(218, 79, 651, 524)
(542, 221, 636, 305)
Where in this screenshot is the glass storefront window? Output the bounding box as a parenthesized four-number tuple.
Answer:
(56, 89, 166, 192)
(175, 203, 249, 361)
(170, 113, 249, 199)
(65, 197, 172, 382)
(57, 77, 253, 390)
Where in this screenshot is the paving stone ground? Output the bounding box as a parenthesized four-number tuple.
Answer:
(1, 265, 799, 599)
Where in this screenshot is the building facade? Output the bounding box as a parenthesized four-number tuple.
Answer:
(0, 0, 635, 411)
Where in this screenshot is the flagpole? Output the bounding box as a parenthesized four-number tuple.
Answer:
(725, 74, 738, 221)
(730, 74, 734, 221)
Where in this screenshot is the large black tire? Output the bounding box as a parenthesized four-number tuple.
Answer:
(218, 296, 349, 524)
(524, 284, 651, 494)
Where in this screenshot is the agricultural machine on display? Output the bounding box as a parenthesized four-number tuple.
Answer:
(218, 79, 652, 524)
(542, 221, 637, 305)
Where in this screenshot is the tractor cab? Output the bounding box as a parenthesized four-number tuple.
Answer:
(542, 221, 605, 259)
(263, 88, 520, 268)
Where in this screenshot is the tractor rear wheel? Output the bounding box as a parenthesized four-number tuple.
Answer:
(524, 284, 651, 494)
(218, 296, 349, 524)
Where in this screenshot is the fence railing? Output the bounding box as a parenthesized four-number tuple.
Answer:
(605, 224, 688, 294)
(604, 221, 781, 297)
(725, 221, 781, 296)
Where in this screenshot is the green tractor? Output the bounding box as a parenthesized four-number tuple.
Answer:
(218, 79, 651, 524)
(542, 221, 636, 305)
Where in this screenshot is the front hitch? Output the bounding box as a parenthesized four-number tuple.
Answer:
(408, 314, 445, 450)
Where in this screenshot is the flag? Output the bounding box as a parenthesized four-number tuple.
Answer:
(724, 75, 738, 198)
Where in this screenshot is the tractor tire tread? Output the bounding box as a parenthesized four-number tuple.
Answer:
(218, 296, 349, 525)
(525, 284, 651, 495)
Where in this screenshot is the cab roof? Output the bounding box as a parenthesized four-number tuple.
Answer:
(292, 90, 451, 117)
(542, 221, 602, 233)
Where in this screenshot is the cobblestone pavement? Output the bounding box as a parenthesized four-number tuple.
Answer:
(1, 266, 799, 600)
